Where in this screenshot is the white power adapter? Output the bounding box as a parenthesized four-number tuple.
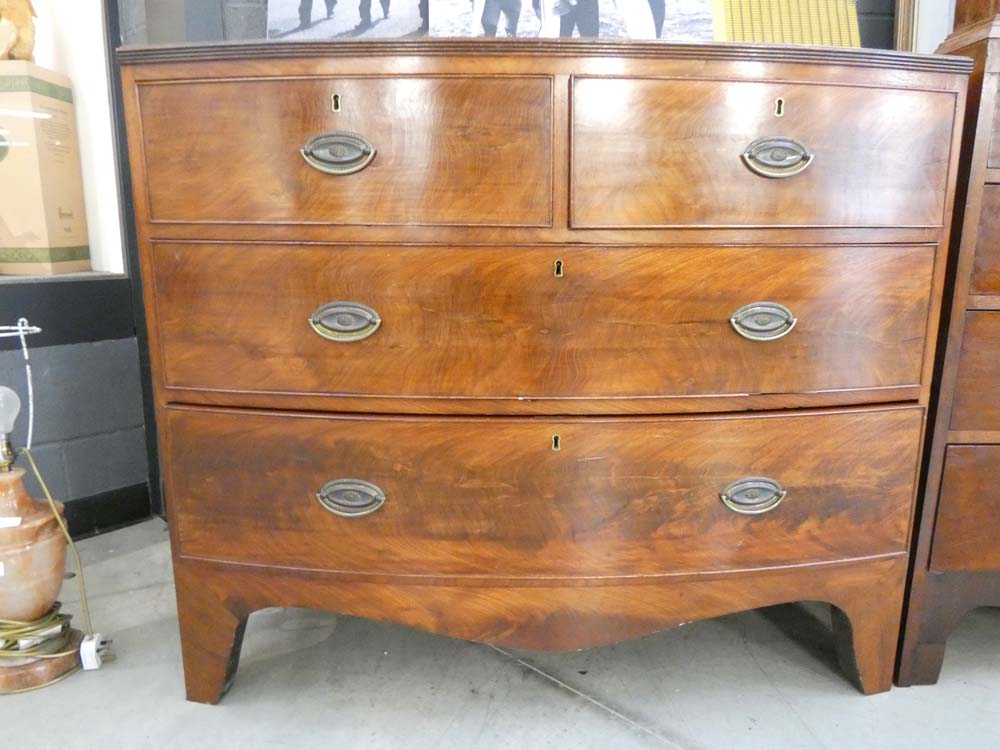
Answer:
(80, 634, 113, 671)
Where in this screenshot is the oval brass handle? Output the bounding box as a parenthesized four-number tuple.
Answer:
(742, 137, 813, 178)
(720, 477, 786, 515)
(301, 131, 376, 175)
(316, 479, 385, 518)
(730, 301, 797, 342)
(309, 301, 381, 343)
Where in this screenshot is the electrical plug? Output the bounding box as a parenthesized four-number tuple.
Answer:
(80, 633, 113, 670)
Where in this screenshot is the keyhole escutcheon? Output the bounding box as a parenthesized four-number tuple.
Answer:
(774, 97, 785, 117)
(554, 259, 564, 278)
(332, 93, 342, 112)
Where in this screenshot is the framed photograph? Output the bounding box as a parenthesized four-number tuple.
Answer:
(430, 0, 714, 38)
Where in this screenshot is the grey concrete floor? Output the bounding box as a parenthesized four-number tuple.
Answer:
(4, 519, 999, 749)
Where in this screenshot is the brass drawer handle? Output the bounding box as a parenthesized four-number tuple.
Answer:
(720, 477, 786, 515)
(730, 301, 797, 342)
(316, 479, 385, 518)
(742, 137, 813, 178)
(309, 301, 381, 343)
(301, 131, 376, 175)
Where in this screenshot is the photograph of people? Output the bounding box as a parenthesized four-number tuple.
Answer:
(268, 0, 428, 39)
(432, 0, 712, 40)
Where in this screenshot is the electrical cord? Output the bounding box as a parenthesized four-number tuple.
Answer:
(0, 448, 94, 694)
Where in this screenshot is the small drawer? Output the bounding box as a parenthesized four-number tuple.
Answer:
(930, 445, 1000, 572)
(135, 75, 552, 227)
(571, 77, 956, 229)
(971, 186, 1000, 295)
(951, 312, 1000, 431)
(166, 406, 921, 579)
(151, 242, 934, 410)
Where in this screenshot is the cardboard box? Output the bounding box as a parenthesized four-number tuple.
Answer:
(0, 61, 91, 275)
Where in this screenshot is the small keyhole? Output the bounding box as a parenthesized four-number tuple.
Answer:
(554, 259, 564, 278)
(552, 435, 561, 451)
(332, 94, 341, 112)
(774, 97, 784, 117)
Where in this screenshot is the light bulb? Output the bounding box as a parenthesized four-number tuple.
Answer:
(0, 385, 20, 435)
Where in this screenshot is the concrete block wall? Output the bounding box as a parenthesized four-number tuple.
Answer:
(0, 339, 148, 507)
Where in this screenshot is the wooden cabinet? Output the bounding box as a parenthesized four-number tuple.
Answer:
(118, 39, 970, 703)
(898, 10, 1000, 686)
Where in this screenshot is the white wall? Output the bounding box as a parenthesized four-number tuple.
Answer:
(916, 0, 957, 53)
(32, 0, 124, 274)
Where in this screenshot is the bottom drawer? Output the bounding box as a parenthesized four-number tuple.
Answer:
(930, 445, 1000, 572)
(166, 406, 921, 580)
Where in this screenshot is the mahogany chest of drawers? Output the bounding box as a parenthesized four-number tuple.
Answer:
(898, 8, 1000, 686)
(117, 39, 970, 702)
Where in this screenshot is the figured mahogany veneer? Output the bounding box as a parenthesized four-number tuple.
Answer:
(167, 406, 920, 578)
(118, 40, 970, 703)
(151, 242, 934, 410)
(136, 76, 553, 227)
(572, 77, 956, 229)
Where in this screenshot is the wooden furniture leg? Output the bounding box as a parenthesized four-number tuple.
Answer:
(174, 562, 250, 704)
(172, 556, 907, 702)
(897, 570, 1000, 686)
(830, 563, 906, 695)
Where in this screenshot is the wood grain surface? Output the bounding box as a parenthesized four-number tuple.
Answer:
(972, 185, 1000, 293)
(173, 554, 908, 702)
(898, 15, 998, 687)
(929, 445, 1000, 572)
(950, 311, 1000, 430)
(166, 405, 921, 579)
(136, 76, 553, 226)
(151, 242, 934, 408)
(572, 77, 956, 229)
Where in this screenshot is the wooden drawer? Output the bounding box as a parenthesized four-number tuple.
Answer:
(571, 77, 956, 229)
(166, 405, 921, 579)
(951, 312, 1000, 431)
(990, 82, 1000, 169)
(971, 185, 1000, 295)
(151, 242, 933, 409)
(930, 445, 1000, 572)
(134, 76, 552, 227)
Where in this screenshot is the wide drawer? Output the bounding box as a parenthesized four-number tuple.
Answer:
(134, 76, 552, 226)
(166, 406, 921, 579)
(151, 243, 933, 409)
(930, 445, 1000, 572)
(951, 312, 1000, 431)
(571, 77, 956, 228)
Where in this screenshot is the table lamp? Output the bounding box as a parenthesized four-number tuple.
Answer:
(0, 384, 80, 693)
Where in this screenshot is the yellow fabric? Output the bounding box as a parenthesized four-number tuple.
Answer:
(712, 0, 861, 47)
